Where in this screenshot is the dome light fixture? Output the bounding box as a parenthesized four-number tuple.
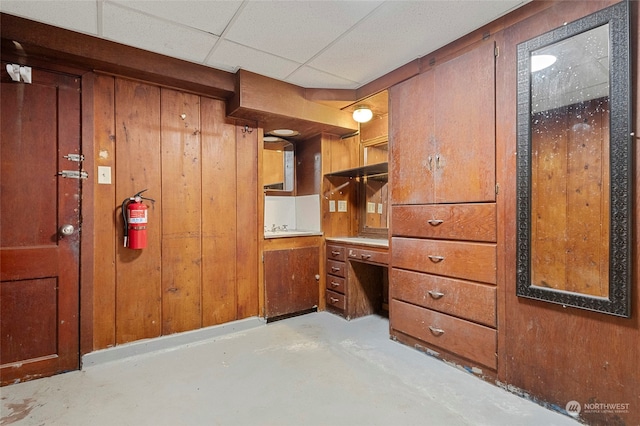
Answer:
(352, 106, 373, 123)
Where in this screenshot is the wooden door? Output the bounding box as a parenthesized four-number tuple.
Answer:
(264, 247, 320, 320)
(390, 70, 436, 205)
(434, 41, 496, 203)
(1, 65, 81, 385)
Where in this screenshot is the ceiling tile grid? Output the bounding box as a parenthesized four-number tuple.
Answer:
(0, 0, 529, 90)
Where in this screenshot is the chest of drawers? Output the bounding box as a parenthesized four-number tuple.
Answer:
(325, 240, 388, 320)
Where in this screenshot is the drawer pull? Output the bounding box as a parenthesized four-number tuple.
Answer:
(331, 267, 341, 272)
(361, 254, 372, 260)
(329, 297, 340, 304)
(331, 250, 341, 256)
(330, 281, 340, 288)
(428, 255, 445, 263)
(427, 219, 444, 226)
(428, 290, 445, 299)
(428, 326, 445, 336)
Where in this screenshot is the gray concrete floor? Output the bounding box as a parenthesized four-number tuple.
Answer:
(1, 312, 579, 426)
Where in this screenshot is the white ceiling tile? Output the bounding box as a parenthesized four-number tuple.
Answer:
(0, 0, 98, 35)
(285, 66, 360, 90)
(206, 40, 301, 80)
(102, 2, 218, 64)
(107, 0, 242, 35)
(310, 0, 524, 85)
(224, 1, 383, 64)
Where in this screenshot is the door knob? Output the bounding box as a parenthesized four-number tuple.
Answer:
(59, 224, 75, 236)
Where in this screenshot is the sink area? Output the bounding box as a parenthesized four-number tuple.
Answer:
(264, 229, 323, 239)
(264, 194, 321, 239)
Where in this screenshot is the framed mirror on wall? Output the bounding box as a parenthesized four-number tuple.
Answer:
(263, 137, 294, 193)
(516, 1, 632, 317)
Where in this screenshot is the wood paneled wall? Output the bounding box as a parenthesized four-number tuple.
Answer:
(496, 2, 639, 425)
(90, 74, 258, 349)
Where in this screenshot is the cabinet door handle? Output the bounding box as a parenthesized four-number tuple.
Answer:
(427, 219, 444, 226)
(428, 255, 444, 263)
(429, 326, 445, 336)
(428, 290, 445, 299)
(427, 155, 433, 171)
(331, 250, 341, 256)
(361, 254, 371, 260)
(330, 281, 340, 288)
(329, 297, 340, 304)
(435, 154, 440, 169)
(331, 267, 341, 272)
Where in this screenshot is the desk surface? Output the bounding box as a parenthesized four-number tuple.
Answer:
(326, 237, 389, 248)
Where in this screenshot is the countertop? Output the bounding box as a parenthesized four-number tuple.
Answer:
(325, 237, 389, 248)
(264, 230, 323, 239)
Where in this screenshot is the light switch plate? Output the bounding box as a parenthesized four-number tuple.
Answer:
(329, 200, 336, 212)
(338, 200, 347, 212)
(98, 166, 112, 184)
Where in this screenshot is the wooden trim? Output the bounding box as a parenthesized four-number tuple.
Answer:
(0, 13, 235, 100)
(80, 71, 96, 356)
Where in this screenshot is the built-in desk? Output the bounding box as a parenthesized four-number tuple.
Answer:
(325, 237, 389, 320)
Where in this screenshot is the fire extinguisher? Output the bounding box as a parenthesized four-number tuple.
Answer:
(121, 189, 155, 249)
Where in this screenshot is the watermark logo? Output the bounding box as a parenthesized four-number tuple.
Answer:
(566, 399, 630, 416)
(566, 400, 581, 416)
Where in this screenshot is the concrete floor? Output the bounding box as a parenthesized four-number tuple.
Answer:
(1, 312, 579, 426)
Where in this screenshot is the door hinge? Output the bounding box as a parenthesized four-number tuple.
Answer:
(58, 170, 88, 180)
(64, 153, 85, 162)
(496, 183, 500, 195)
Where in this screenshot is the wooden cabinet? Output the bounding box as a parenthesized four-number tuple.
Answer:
(389, 39, 498, 371)
(264, 246, 320, 321)
(390, 40, 496, 205)
(325, 241, 388, 320)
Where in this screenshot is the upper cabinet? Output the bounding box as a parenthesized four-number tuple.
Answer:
(390, 41, 496, 205)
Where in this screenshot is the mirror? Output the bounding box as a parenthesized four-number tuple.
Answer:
(361, 173, 389, 236)
(516, 2, 631, 317)
(263, 138, 294, 192)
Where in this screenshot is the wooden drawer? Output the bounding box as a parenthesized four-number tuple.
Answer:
(392, 203, 496, 242)
(326, 274, 346, 294)
(390, 268, 496, 327)
(326, 290, 346, 311)
(391, 237, 496, 284)
(327, 259, 346, 278)
(390, 299, 497, 369)
(327, 244, 346, 262)
(346, 247, 388, 265)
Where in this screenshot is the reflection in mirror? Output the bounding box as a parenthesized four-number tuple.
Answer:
(364, 142, 388, 166)
(263, 138, 294, 192)
(362, 175, 388, 233)
(516, 2, 631, 317)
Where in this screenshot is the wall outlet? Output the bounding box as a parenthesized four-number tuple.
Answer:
(97, 166, 112, 184)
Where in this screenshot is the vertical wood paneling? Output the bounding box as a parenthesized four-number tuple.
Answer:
(235, 123, 259, 318)
(161, 89, 202, 334)
(92, 74, 117, 349)
(201, 98, 238, 326)
(114, 79, 162, 344)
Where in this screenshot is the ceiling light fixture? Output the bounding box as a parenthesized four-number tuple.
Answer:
(271, 129, 299, 137)
(352, 106, 373, 123)
(531, 54, 557, 72)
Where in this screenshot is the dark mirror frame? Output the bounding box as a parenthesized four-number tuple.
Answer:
(516, 1, 632, 317)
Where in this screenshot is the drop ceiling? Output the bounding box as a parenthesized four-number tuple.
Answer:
(0, 0, 529, 91)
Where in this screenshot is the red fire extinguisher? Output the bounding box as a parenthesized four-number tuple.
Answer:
(121, 189, 154, 249)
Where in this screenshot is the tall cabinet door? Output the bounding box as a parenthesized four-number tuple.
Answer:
(390, 70, 436, 205)
(434, 41, 496, 203)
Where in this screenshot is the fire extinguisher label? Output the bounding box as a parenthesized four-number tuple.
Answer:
(128, 210, 147, 224)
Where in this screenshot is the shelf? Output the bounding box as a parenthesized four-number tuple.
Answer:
(325, 162, 388, 178)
